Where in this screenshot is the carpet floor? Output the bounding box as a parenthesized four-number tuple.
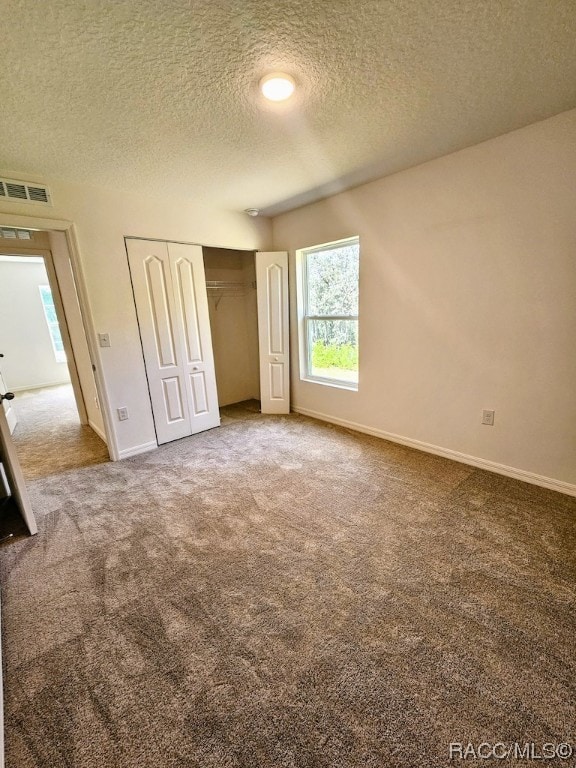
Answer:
(10, 384, 109, 480)
(0, 401, 575, 767)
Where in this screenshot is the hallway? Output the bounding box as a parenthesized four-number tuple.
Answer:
(10, 384, 109, 480)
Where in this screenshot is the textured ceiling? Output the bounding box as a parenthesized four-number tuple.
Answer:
(2, 0, 576, 216)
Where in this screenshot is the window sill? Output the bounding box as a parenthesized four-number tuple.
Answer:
(300, 376, 358, 392)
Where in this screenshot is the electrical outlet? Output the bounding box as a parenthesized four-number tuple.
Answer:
(117, 407, 129, 421)
(482, 409, 495, 426)
(98, 333, 111, 348)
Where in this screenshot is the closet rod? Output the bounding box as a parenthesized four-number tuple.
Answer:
(207, 280, 244, 287)
(205, 280, 256, 289)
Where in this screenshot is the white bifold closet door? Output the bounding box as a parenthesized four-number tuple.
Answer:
(256, 251, 290, 414)
(127, 239, 220, 444)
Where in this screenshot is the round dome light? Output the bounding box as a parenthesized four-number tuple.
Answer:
(260, 73, 296, 102)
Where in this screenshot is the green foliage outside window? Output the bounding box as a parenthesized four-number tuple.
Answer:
(311, 340, 358, 371)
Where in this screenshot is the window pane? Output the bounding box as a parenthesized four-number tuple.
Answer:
(307, 319, 358, 384)
(39, 285, 67, 363)
(44, 306, 58, 323)
(49, 324, 65, 353)
(306, 243, 359, 316)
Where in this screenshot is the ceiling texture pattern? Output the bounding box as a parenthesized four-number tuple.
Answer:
(2, 0, 576, 215)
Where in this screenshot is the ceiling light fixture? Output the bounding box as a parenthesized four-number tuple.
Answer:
(260, 73, 295, 102)
(245, 208, 260, 217)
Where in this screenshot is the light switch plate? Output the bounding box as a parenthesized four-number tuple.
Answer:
(117, 407, 129, 421)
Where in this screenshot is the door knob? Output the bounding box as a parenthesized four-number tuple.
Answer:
(0, 392, 14, 403)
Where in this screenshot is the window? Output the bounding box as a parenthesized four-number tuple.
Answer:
(39, 285, 66, 363)
(298, 236, 359, 389)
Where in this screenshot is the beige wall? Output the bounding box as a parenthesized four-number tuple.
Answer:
(0, 179, 271, 457)
(272, 109, 576, 490)
(0, 258, 70, 390)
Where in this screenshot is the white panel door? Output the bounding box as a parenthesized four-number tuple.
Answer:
(127, 239, 191, 444)
(127, 239, 220, 445)
(256, 252, 290, 414)
(0, 365, 16, 434)
(0, 403, 37, 535)
(168, 243, 220, 434)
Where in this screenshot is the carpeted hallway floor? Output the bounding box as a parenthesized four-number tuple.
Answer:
(0, 401, 575, 767)
(10, 384, 109, 480)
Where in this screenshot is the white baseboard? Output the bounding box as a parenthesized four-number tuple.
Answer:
(118, 441, 157, 460)
(11, 380, 71, 392)
(88, 419, 107, 443)
(292, 406, 576, 498)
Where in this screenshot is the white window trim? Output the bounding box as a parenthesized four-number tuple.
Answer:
(296, 236, 359, 391)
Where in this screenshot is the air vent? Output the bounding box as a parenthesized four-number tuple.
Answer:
(0, 177, 52, 206)
(0, 227, 33, 239)
(6, 182, 27, 200)
(27, 186, 49, 203)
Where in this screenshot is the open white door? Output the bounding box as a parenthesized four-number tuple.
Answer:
(126, 238, 219, 445)
(256, 252, 290, 414)
(0, 364, 16, 435)
(0, 399, 37, 535)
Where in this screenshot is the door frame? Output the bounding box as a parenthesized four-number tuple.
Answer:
(0, 246, 88, 425)
(0, 212, 117, 459)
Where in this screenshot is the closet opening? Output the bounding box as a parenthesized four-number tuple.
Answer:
(126, 237, 289, 446)
(202, 247, 260, 410)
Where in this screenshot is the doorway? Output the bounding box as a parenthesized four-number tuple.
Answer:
(0, 227, 108, 479)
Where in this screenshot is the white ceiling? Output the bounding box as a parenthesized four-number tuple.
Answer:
(2, 0, 576, 216)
